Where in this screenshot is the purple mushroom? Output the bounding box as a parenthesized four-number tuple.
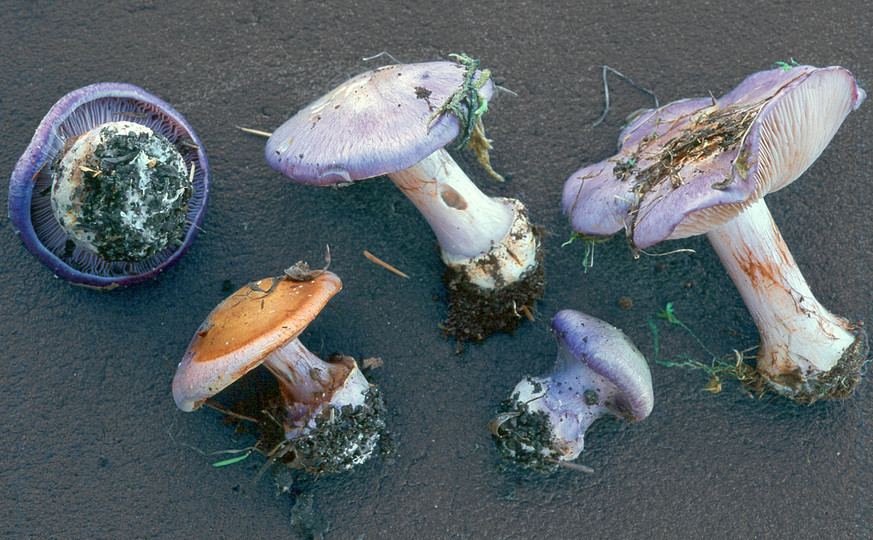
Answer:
(9, 83, 209, 289)
(173, 271, 386, 474)
(489, 309, 653, 472)
(263, 56, 543, 342)
(562, 65, 867, 402)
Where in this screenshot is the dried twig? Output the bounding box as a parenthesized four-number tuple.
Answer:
(363, 250, 409, 278)
(236, 126, 273, 138)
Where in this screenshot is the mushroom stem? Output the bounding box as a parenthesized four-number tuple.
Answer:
(262, 338, 370, 438)
(388, 148, 512, 257)
(388, 148, 538, 289)
(706, 198, 864, 399)
(509, 350, 611, 461)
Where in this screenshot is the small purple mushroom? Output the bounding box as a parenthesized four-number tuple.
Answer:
(264, 56, 543, 342)
(489, 309, 653, 472)
(9, 83, 209, 289)
(562, 65, 868, 402)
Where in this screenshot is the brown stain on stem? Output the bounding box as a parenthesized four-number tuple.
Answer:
(735, 246, 783, 295)
(439, 185, 468, 210)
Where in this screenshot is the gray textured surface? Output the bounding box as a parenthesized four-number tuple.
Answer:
(1, 1, 870, 538)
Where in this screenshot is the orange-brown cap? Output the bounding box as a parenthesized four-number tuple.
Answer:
(172, 271, 342, 412)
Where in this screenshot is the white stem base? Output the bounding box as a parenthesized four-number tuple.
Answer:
(511, 371, 606, 462)
(441, 198, 538, 289)
(706, 199, 856, 389)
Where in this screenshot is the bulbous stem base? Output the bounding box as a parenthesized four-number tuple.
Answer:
(51, 121, 191, 262)
(262, 342, 387, 473)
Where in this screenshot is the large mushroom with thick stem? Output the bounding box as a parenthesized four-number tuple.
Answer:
(262, 55, 544, 343)
(562, 64, 867, 402)
(489, 309, 653, 472)
(9, 83, 209, 289)
(172, 270, 386, 474)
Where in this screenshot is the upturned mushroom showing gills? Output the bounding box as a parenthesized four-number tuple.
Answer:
(490, 309, 653, 472)
(263, 55, 543, 343)
(562, 65, 867, 402)
(172, 271, 386, 475)
(8, 83, 209, 289)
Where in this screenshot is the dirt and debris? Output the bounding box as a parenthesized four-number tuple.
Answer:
(440, 245, 545, 344)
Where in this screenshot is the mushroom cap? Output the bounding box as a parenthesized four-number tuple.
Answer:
(551, 309, 653, 421)
(265, 61, 494, 185)
(562, 65, 866, 249)
(172, 272, 342, 412)
(8, 82, 210, 289)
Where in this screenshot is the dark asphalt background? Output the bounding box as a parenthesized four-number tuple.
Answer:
(1, 1, 870, 538)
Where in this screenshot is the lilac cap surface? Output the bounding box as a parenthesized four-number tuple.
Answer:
(265, 61, 494, 185)
(8, 82, 210, 289)
(562, 65, 866, 249)
(551, 309, 653, 421)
